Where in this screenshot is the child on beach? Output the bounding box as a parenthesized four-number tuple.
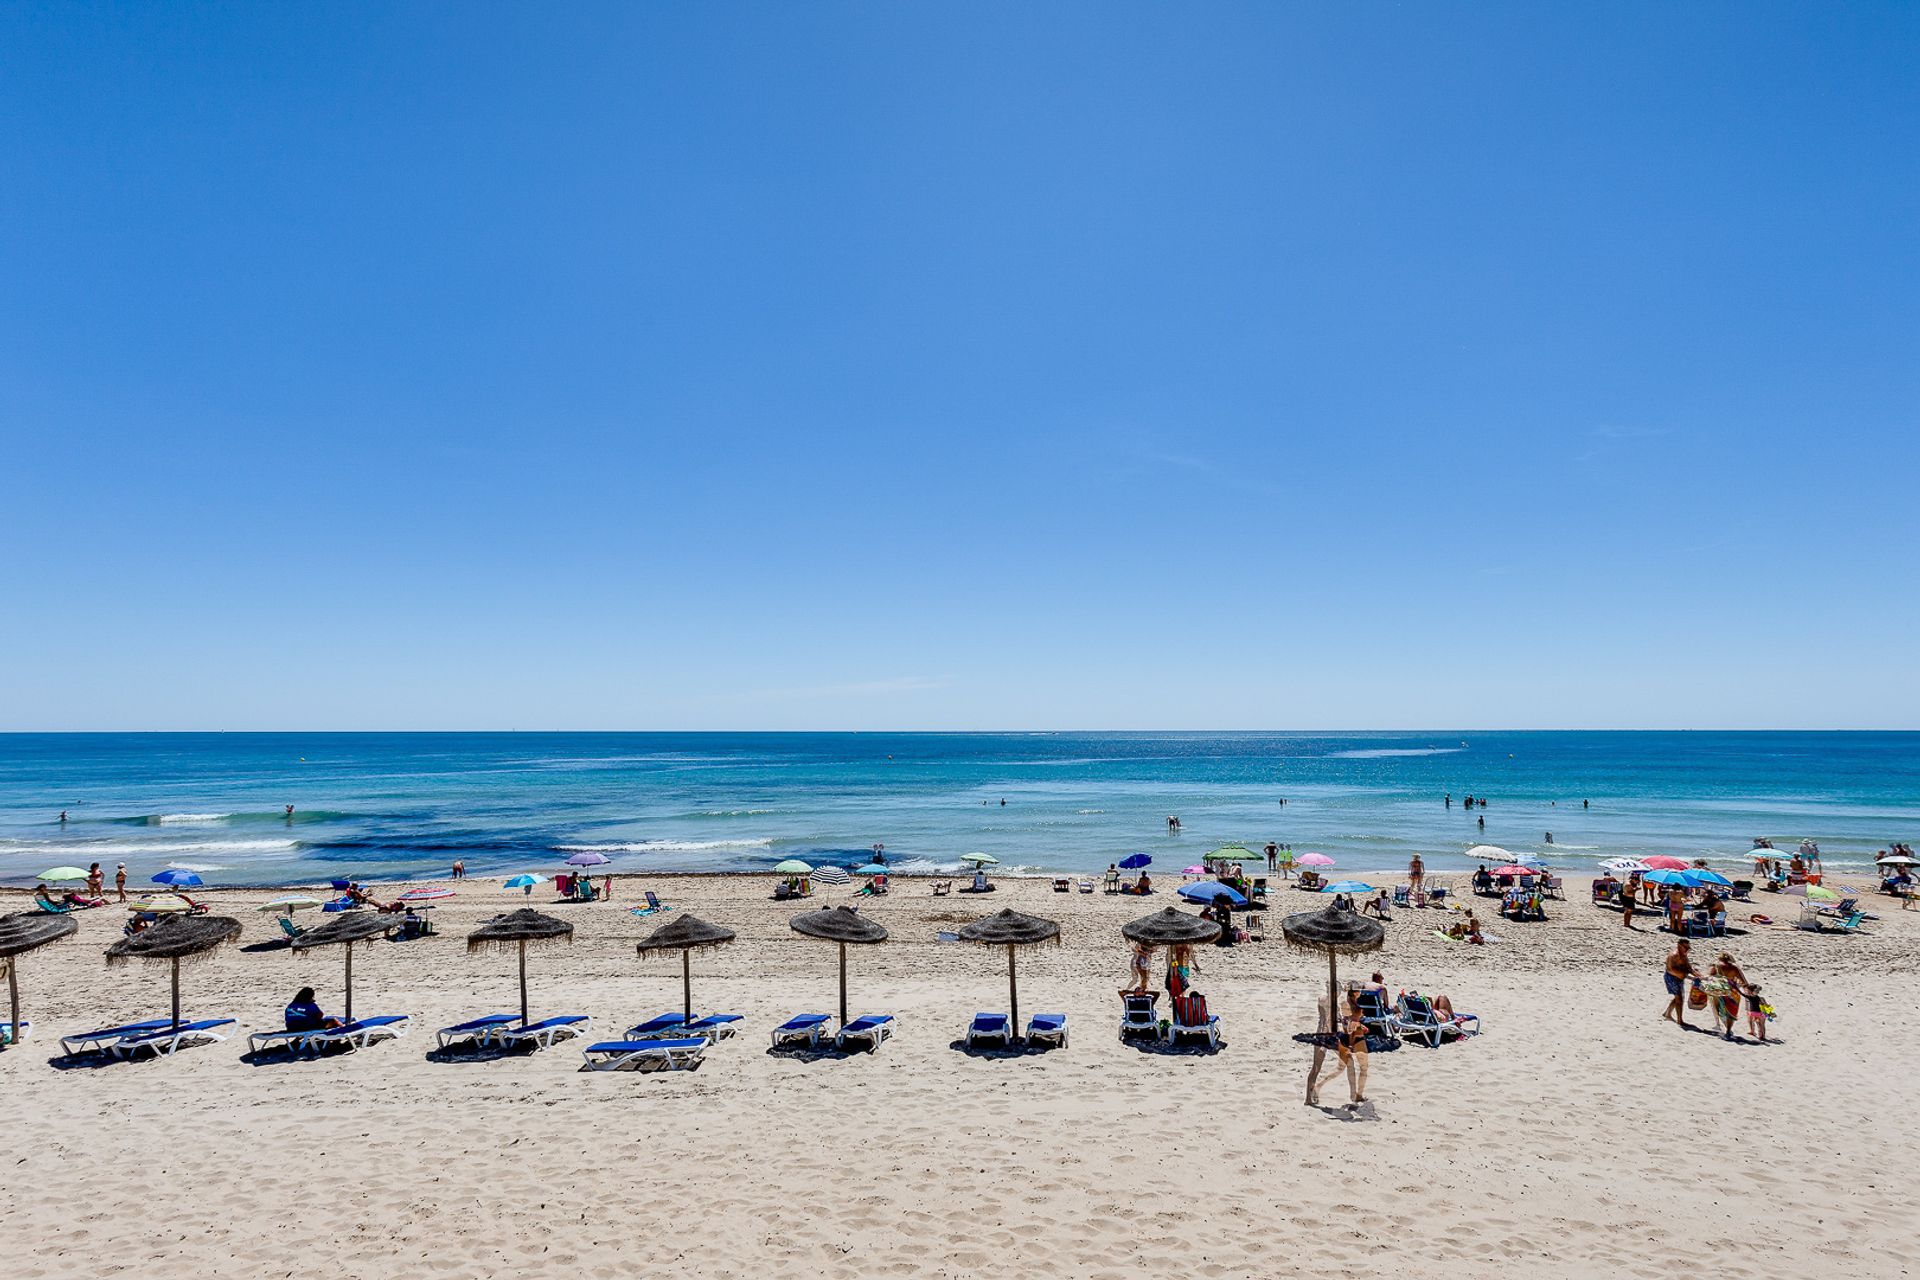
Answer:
(1746, 985, 1772, 1042)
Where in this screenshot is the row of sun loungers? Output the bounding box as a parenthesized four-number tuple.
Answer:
(48, 1007, 1116, 1065)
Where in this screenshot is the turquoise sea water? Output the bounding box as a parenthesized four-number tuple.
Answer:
(0, 732, 1914, 887)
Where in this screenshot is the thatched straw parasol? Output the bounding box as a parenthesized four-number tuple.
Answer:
(1282, 900, 1385, 1100)
(0, 912, 78, 1049)
(104, 915, 242, 1031)
(788, 906, 887, 1026)
(467, 908, 572, 1026)
(291, 910, 399, 1022)
(955, 908, 1059, 1041)
(1120, 907, 1221, 948)
(635, 913, 737, 1024)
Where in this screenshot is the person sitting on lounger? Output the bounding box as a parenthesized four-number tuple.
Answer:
(284, 987, 344, 1034)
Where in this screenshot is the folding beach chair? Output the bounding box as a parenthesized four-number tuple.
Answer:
(835, 1013, 896, 1053)
(1393, 886, 1412, 908)
(581, 1036, 710, 1071)
(1118, 993, 1159, 1039)
(770, 1013, 831, 1049)
(1026, 1013, 1068, 1047)
(435, 1013, 519, 1050)
(965, 1012, 1012, 1048)
(629, 891, 671, 918)
(495, 1015, 592, 1051)
(1391, 995, 1477, 1048)
(1164, 993, 1219, 1049)
(110, 1019, 237, 1058)
(278, 917, 306, 943)
(1354, 988, 1394, 1038)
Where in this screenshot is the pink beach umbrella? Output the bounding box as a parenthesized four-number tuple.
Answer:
(1642, 855, 1689, 871)
(1182, 865, 1208, 875)
(1297, 853, 1336, 868)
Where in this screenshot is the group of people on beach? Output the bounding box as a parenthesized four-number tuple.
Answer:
(1663, 939, 1770, 1041)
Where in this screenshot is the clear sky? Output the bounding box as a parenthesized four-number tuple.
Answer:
(2, 5, 1915, 731)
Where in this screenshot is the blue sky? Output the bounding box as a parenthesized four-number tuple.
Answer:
(2, 5, 1915, 731)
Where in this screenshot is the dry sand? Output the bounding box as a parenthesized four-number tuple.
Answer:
(2, 871, 1915, 1279)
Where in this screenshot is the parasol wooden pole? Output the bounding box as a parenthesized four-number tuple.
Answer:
(682, 949, 693, 1024)
(6, 960, 18, 1047)
(518, 940, 529, 1026)
(171, 956, 182, 1030)
(1327, 950, 1339, 1043)
(838, 941, 848, 1026)
(1008, 944, 1019, 1041)
(343, 942, 355, 1023)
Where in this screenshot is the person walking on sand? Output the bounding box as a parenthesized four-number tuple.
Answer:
(1662, 939, 1698, 1028)
(1409, 854, 1425, 893)
(1708, 952, 1748, 1040)
(1620, 875, 1638, 929)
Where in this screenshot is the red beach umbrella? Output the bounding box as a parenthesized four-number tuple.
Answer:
(1642, 856, 1689, 871)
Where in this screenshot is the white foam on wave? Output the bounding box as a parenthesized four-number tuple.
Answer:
(554, 838, 776, 854)
(0, 839, 296, 857)
(157, 813, 231, 824)
(1330, 747, 1465, 759)
(165, 861, 225, 872)
(1076, 809, 1105, 815)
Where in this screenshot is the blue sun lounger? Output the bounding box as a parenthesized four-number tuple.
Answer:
(682, 1013, 742, 1041)
(495, 1015, 592, 1051)
(304, 1015, 411, 1053)
(111, 1018, 237, 1058)
(1025, 1013, 1068, 1047)
(624, 1013, 688, 1039)
(580, 1036, 709, 1071)
(771, 1013, 831, 1048)
(0, 1019, 27, 1047)
(965, 1013, 1012, 1048)
(60, 1019, 173, 1057)
(435, 1013, 520, 1050)
(836, 1013, 896, 1053)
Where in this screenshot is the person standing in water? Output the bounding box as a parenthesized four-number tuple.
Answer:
(1265, 841, 1278, 872)
(284, 805, 295, 820)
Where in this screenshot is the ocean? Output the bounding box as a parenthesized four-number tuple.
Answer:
(0, 731, 1913, 887)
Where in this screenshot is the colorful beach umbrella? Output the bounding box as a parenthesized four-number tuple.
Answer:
(1297, 853, 1336, 868)
(1182, 865, 1208, 875)
(1209, 845, 1260, 862)
(1642, 856, 1689, 871)
(503, 874, 546, 895)
(36, 867, 88, 882)
(1118, 853, 1152, 870)
(960, 853, 999, 865)
(1682, 869, 1734, 889)
(564, 851, 612, 868)
(1805, 884, 1841, 903)
(1491, 865, 1537, 878)
(810, 866, 851, 886)
(397, 886, 455, 902)
(150, 868, 204, 888)
(1640, 869, 1692, 887)
(772, 860, 813, 875)
(853, 863, 887, 875)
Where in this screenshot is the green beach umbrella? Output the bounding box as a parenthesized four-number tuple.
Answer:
(960, 852, 999, 865)
(1210, 845, 1261, 862)
(37, 867, 88, 882)
(773, 860, 814, 875)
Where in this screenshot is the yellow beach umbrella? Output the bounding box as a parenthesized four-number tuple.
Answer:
(126, 895, 192, 914)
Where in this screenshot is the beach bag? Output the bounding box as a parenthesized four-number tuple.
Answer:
(1687, 983, 1709, 1011)
(1177, 991, 1209, 1026)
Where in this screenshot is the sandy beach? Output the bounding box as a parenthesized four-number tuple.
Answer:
(3, 870, 1915, 1278)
